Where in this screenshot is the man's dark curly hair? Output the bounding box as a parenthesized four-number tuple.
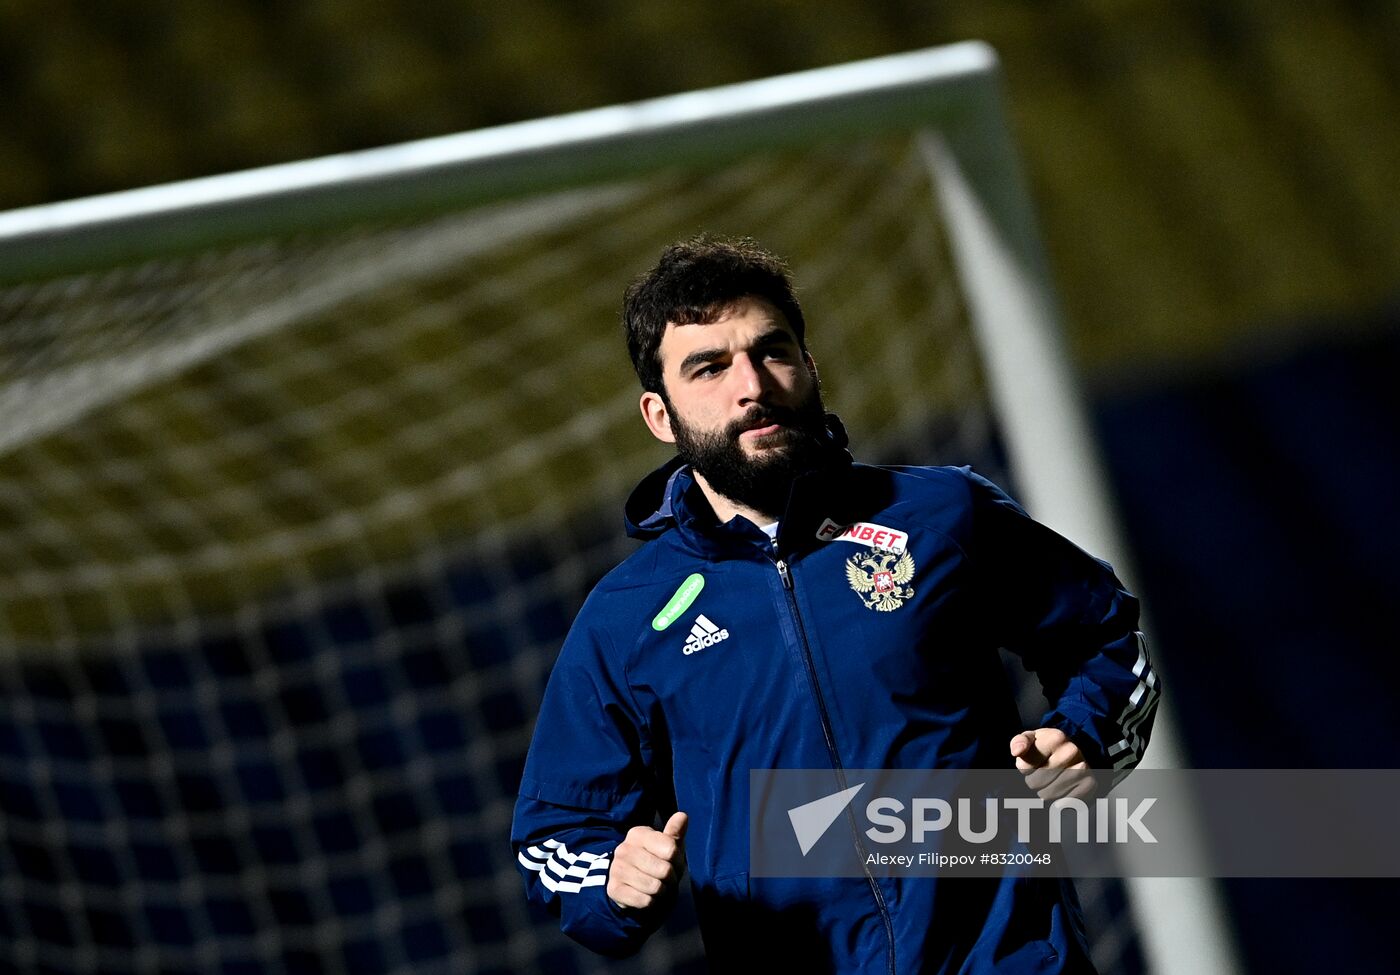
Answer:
(622, 235, 807, 396)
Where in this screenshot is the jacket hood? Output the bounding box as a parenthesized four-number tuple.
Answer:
(623, 412, 852, 542)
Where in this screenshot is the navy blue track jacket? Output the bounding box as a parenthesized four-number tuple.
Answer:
(511, 435, 1158, 973)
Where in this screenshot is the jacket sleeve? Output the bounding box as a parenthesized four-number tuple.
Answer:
(963, 469, 1160, 782)
(510, 594, 669, 958)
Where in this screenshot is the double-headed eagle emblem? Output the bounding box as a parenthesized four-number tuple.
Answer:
(844, 548, 916, 611)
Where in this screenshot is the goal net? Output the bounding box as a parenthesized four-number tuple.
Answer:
(0, 45, 1147, 975)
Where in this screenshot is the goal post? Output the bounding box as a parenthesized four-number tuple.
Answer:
(921, 130, 1243, 975)
(0, 42, 1235, 975)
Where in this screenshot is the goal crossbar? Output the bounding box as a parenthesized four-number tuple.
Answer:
(0, 42, 1001, 284)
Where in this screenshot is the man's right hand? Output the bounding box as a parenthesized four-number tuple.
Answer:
(607, 811, 688, 911)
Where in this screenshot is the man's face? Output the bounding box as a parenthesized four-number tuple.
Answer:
(639, 296, 828, 517)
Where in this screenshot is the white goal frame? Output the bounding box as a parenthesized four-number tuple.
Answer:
(0, 41, 1238, 975)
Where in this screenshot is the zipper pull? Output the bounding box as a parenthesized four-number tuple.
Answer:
(776, 559, 792, 590)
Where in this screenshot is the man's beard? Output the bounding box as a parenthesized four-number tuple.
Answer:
(670, 385, 830, 520)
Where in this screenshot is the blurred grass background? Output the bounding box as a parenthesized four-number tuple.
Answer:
(1, 0, 1396, 381)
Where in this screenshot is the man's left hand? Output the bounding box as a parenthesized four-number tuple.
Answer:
(1009, 728, 1096, 802)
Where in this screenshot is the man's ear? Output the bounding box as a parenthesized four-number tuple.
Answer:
(803, 350, 819, 383)
(640, 390, 676, 444)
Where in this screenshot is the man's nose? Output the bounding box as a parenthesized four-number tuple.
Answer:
(732, 353, 771, 404)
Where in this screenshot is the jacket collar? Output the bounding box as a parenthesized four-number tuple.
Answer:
(623, 413, 858, 559)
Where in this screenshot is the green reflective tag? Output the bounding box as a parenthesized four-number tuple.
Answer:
(652, 573, 705, 631)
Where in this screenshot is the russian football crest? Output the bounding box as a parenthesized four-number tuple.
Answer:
(844, 548, 915, 612)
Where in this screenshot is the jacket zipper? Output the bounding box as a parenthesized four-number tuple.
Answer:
(776, 555, 897, 975)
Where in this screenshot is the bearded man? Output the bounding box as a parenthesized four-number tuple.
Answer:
(510, 236, 1157, 973)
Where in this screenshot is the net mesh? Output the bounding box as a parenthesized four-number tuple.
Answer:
(0, 136, 1143, 973)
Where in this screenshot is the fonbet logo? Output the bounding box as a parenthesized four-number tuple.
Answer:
(682, 614, 729, 655)
(787, 782, 1157, 856)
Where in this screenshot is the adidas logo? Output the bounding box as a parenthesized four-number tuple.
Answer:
(682, 614, 730, 655)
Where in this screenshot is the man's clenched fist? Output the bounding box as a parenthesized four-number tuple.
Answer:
(607, 811, 688, 911)
(1010, 728, 1097, 802)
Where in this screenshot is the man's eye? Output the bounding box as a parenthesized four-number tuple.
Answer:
(695, 364, 723, 377)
